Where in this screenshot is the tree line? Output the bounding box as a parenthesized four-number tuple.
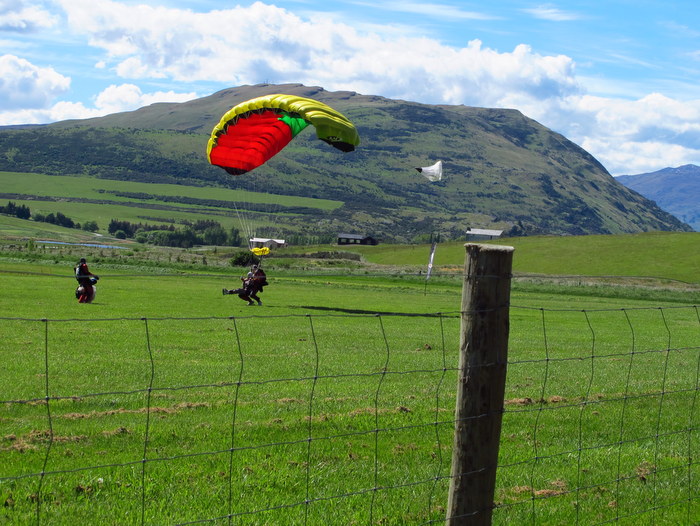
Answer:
(0, 201, 98, 231)
(0, 201, 30, 220)
(108, 218, 242, 248)
(1, 201, 243, 248)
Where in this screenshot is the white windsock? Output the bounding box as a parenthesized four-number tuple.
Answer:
(415, 160, 443, 182)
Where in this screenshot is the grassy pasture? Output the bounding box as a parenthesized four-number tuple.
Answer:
(329, 231, 700, 285)
(1, 242, 699, 524)
(0, 171, 342, 235)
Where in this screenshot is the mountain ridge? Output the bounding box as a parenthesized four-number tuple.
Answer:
(617, 164, 699, 231)
(0, 83, 691, 242)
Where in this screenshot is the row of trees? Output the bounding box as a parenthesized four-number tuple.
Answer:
(108, 218, 243, 248)
(1, 200, 243, 249)
(0, 201, 30, 220)
(0, 201, 98, 231)
(107, 219, 175, 238)
(2, 199, 253, 249)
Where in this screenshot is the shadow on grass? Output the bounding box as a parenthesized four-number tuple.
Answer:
(295, 305, 450, 317)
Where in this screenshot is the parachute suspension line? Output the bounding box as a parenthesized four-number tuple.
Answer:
(241, 174, 284, 250)
(230, 174, 286, 252)
(231, 200, 255, 251)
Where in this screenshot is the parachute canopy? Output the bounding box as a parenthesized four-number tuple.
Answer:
(207, 94, 360, 175)
(415, 160, 443, 182)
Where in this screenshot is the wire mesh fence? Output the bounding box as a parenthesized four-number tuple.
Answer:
(500, 304, 700, 525)
(1, 304, 698, 524)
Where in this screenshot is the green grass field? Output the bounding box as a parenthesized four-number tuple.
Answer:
(1, 236, 698, 524)
(333, 231, 700, 285)
(3, 208, 696, 283)
(0, 170, 342, 236)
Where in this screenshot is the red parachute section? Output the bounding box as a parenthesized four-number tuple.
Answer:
(208, 110, 294, 176)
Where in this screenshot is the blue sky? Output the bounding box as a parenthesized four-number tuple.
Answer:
(2, 0, 700, 175)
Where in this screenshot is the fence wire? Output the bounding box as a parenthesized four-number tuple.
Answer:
(501, 304, 700, 525)
(0, 304, 698, 525)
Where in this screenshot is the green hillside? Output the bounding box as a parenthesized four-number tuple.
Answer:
(0, 83, 690, 242)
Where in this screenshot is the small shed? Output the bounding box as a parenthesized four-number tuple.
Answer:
(337, 233, 379, 246)
(465, 228, 503, 241)
(250, 237, 287, 249)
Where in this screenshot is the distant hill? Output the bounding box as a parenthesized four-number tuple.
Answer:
(617, 165, 699, 231)
(0, 83, 691, 242)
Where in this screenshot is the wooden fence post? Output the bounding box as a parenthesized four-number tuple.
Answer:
(446, 243, 514, 525)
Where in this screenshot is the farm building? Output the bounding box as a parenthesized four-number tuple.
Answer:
(249, 237, 287, 249)
(337, 233, 379, 245)
(465, 228, 503, 241)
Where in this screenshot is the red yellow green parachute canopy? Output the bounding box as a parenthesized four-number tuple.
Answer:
(207, 94, 360, 175)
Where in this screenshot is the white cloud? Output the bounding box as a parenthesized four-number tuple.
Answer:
(0, 54, 70, 110)
(0, 102, 100, 125)
(522, 5, 581, 22)
(93, 83, 197, 115)
(0, 0, 57, 31)
(526, 93, 700, 175)
(53, 0, 580, 107)
(0, 79, 197, 125)
(351, 1, 499, 21)
(584, 137, 698, 176)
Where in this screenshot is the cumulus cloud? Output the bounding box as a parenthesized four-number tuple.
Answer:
(53, 0, 580, 106)
(93, 83, 197, 115)
(0, 60, 197, 125)
(582, 136, 699, 175)
(567, 94, 700, 173)
(511, 91, 700, 174)
(0, 54, 70, 109)
(0, 0, 57, 31)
